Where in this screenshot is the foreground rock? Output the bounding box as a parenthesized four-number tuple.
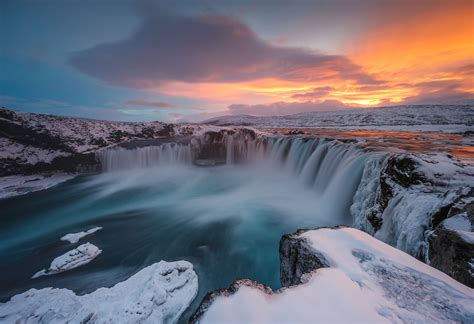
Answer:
(1, 260, 198, 323)
(191, 227, 473, 323)
(428, 212, 474, 287)
(32, 243, 102, 278)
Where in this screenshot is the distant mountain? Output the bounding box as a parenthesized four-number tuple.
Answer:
(203, 105, 474, 132)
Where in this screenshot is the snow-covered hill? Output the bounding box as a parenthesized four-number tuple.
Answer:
(203, 104, 474, 133)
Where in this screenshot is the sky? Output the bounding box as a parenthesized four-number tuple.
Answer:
(1, 0, 473, 122)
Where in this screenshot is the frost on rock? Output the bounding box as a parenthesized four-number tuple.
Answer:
(32, 243, 102, 278)
(351, 153, 474, 262)
(1, 260, 198, 324)
(60, 227, 103, 244)
(192, 227, 474, 324)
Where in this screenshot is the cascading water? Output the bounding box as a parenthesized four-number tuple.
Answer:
(223, 134, 385, 222)
(96, 143, 193, 171)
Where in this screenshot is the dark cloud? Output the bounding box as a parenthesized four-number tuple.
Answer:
(291, 86, 335, 99)
(125, 99, 174, 108)
(404, 79, 474, 105)
(228, 99, 348, 116)
(69, 11, 381, 87)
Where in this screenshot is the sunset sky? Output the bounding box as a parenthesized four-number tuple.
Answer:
(1, 0, 473, 122)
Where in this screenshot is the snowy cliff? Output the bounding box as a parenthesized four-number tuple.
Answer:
(191, 227, 474, 323)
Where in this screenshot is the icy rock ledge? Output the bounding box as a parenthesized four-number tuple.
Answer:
(60, 226, 103, 244)
(32, 242, 101, 278)
(1, 260, 198, 324)
(191, 227, 474, 323)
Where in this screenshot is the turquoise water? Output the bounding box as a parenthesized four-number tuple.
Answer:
(0, 164, 354, 320)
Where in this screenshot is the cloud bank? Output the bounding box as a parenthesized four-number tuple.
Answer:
(69, 11, 380, 88)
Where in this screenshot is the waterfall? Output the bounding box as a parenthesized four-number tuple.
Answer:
(96, 144, 193, 171)
(96, 134, 387, 226)
(224, 134, 386, 222)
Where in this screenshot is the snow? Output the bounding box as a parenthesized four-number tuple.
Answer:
(60, 227, 103, 244)
(443, 213, 472, 232)
(443, 213, 474, 244)
(1, 107, 170, 153)
(203, 104, 474, 133)
(1, 260, 198, 324)
(0, 138, 69, 164)
(0, 174, 75, 199)
(32, 243, 102, 278)
(198, 228, 474, 323)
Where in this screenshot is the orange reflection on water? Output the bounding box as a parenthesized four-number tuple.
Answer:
(264, 128, 474, 161)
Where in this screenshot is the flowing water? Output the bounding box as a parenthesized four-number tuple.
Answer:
(0, 137, 380, 320)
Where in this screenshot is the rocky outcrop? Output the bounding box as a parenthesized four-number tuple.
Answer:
(190, 227, 474, 323)
(191, 129, 231, 164)
(428, 192, 474, 287)
(0, 261, 198, 324)
(279, 229, 330, 287)
(352, 152, 474, 285)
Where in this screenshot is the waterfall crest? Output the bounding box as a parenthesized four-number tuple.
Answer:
(224, 135, 386, 222)
(96, 144, 192, 171)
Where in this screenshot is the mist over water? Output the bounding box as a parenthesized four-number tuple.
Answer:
(0, 137, 376, 320)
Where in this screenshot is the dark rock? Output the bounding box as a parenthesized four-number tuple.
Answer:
(279, 229, 330, 287)
(428, 225, 474, 288)
(383, 155, 430, 188)
(285, 129, 304, 135)
(189, 279, 273, 323)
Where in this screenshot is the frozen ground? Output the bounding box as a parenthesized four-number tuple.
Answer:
(204, 104, 474, 133)
(196, 227, 474, 323)
(1, 260, 198, 323)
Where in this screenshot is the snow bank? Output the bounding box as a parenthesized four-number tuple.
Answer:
(60, 227, 103, 244)
(1, 260, 198, 324)
(0, 174, 75, 199)
(32, 243, 101, 278)
(194, 227, 473, 323)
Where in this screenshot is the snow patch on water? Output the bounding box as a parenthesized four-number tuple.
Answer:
(32, 243, 101, 278)
(60, 227, 103, 244)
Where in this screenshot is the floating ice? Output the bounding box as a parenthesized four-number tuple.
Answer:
(60, 227, 103, 244)
(32, 242, 101, 278)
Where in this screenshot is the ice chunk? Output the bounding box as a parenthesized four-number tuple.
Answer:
(32, 242, 101, 278)
(60, 227, 103, 244)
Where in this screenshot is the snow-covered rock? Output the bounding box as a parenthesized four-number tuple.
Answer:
(1, 260, 198, 324)
(351, 153, 474, 277)
(191, 227, 474, 323)
(60, 227, 103, 244)
(32, 243, 102, 278)
(203, 104, 474, 133)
